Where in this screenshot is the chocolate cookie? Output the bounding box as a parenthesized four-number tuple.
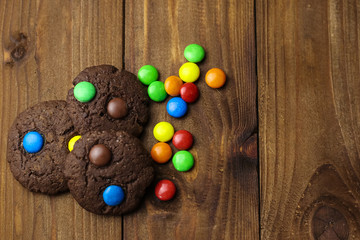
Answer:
(66, 65, 149, 137)
(7, 100, 75, 194)
(64, 130, 154, 215)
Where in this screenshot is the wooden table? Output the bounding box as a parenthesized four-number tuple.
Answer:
(0, 0, 359, 239)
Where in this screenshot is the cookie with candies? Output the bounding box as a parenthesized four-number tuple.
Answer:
(66, 65, 149, 137)
(7, 100, 75, 194)
(64, 130, 154, 215)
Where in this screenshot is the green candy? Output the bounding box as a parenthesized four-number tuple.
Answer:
(184, 44, 205, 63)
(172, 150, 194, 172)
(148, 81, 167, 102)
(138, 65, 159, 85)
(74, 81, 96, 103)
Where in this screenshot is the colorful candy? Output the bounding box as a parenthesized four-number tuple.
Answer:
(205, 68, 226, 88)
(153, 122, 175, 142)
(23, 131, 44, 153)
(138, 65, 159, 85)
(179, 62, 200, 83)
(103, 185, 125, 206)
(144, 45, 222, 181)
(151, 142, 172, 164)
(184, 44, 205, 63)
(166, 97, 188, 118)
(148, 81, 168, 102)
(89, 144, 112, 167)
(172, 150, 194, 172)
(155, 179, 176, 201)
(74, 81, 96, 103)
(68, 135, 81, 152)
(164, 76, 183, 96)
(107, 98, 128, 119)
(172, 130, 193, 150)
(180, 82, 199, 103)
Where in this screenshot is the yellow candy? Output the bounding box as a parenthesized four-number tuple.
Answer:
(68, 135, 81, 152)
(153, 122, 175, 142)
(179, 62, 200, 83)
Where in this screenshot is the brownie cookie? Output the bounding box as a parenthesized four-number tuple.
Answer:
(66, 65, 149, 137)
(64, 130, 154, 215)
(7, 100, 75, 194)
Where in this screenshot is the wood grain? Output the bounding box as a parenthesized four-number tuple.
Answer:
(257, 0, 360, 239)
(0, 0, 124, 239)
(124, 0, 258, 239)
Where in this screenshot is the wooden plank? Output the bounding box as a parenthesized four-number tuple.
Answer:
(257, 0, 360, 239)
(0, 0, 123, 239)
(124, 0, 258, 239)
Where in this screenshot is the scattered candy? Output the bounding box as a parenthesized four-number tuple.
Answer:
(172, 130, 193, 150)
(23, 131, 44, 153)
(138, 65, 159, 85)
(107, 98, 128, 119)
(179, 62, 200, 83)
(74, 81, 96, 103)
(180, 82, 199, 103)
(205, 68, 226, 88)
(68, 135, 81, 152)
(137, 44, 224, 193)
(184, 44, 205, 63)
(151, 142, 172, 164)
(155, 179, 176, 201)
(164, 76, 183, 96)
(148, 81, 168, 102)
(153, 122, 175, 142)
(103, 185, 125, 206)
(89, 144, 112, 167)
(172, 150, 194, 172)
(166, 97, 188, 118)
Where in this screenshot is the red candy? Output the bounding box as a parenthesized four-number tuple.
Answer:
(180, 82, 199, 103)
(172, 130, 193, 150)
(155, 180, 176, 201)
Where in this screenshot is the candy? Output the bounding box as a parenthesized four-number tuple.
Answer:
(89, 144, 112, 167)
(74, 81, 96, 103)
(164, 76, 183, 96)
(172, 130, 193, 150)
(151, 142, 172, 164)
(138, 65, 159, 85)
(103, 185, 125, 206)
(179, 62, 200, 83)
(148, 81, 168, 102)
(205, 68, 226, 88)
(107, 98, 128, 119)
(184, 44, 205, 63)
(172, 150, 194, 172)
(166, 97, 188, 118)
(153, 122, 174, 142)
(180, 82, 199, 103)
(23, 131, 44, 153)
(155, 179, 176, 201)
(68, 135, 81, 152)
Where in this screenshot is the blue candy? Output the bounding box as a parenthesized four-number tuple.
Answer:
(166, 97, 188, 118)
(23, 131, 44, 153)
(103, 185, 125, 206)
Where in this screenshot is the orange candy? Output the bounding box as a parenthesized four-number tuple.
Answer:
(164, 76, 183, 96)
(205, 68, 226, 88)
(151, 142, 173, 164)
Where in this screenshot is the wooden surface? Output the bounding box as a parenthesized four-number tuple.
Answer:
(1, 0, 124, 239)
(124, 0, 258, 239)
(2, 0, 360, 239)
(257, 0, 360, 239)
(0, 0, 258, 239)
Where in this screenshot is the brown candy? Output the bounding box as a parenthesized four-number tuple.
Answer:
(107, 98, 128, 119)
(89, 144, 112, 167)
